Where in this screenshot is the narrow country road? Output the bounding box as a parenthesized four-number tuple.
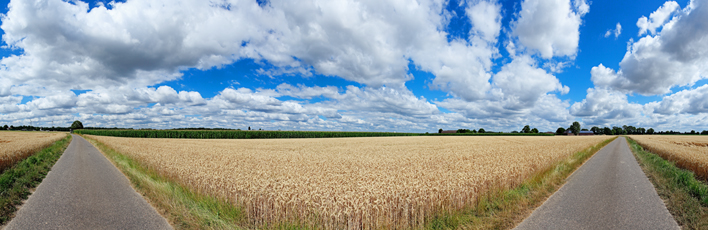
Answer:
(515, 137, 678, 229)
(5, 134, 172, 229)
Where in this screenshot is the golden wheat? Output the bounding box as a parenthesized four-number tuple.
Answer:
(0, 131, 66, 170)
(87, 135, 610, 229)
(630, 135, 708, 179)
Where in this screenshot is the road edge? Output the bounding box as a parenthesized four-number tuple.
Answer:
(0, 134, 71, 226)
(626, 136, 708, 229)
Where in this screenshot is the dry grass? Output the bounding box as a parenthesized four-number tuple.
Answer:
(630, 135, 708, 180)
(0, 131, 67, 171)
(86, 135, 611, 229)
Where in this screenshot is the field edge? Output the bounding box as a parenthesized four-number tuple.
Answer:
(626, 137, 708, 229)
(82, 134, 252, 230)
(429, 136, 617, 229)
(0, 134, 72, 225)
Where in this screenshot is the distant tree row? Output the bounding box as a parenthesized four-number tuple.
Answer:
(437, 128, 487, 133)
(552, 122, 708, 135)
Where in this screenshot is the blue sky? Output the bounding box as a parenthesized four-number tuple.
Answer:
(1, 0, 708, 132)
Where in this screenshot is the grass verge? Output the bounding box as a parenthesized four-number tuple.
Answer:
(626, 137, 708, 229)
(427, 136, 617, 229)
(82, 135, 247, 229)
(0, 134, 71, 225)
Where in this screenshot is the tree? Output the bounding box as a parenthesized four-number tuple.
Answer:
(2, 125, 7, 130)
(637, 127, 646, 134)
(603, 127, 612, 135)
(511, 131, 519, 133)
(478, 128, 485, 133)
(556, 127, 566, 135)
(531, 128, 539, 133)
(457, 129, 471, 133)
(522, 125, 531, 133)
(70, 120, 83, 129)
(438, 128, 443, 134)
(581, 128, 589, 131)
(701, 130, 708, 135)
(570, 121, 581, 135)
(691, 130, 696, 134)
(612, 126, 624, 135)
(248, 126, 251, 131)
(591, 126, 600, 134)
(647, 128, 655, 134)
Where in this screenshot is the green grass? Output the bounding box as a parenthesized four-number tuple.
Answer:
(83, 135, 249, 229)
(626, 137, 708, 229)
(74, 129, 554, 139)
(0, 134, 71, 225)
(427, 137, 617, 229)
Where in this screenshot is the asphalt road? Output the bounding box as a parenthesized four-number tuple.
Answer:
(515, 137, 679, 230)
(5, 134, 172, 229)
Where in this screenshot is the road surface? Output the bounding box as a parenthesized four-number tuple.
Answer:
(515, 137, 679, 229)
(6, 134, 172, 229)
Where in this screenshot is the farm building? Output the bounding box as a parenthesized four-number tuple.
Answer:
(440, 130, 457, 134)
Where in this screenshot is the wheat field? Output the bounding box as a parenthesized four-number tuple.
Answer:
(630, 135, 708, 179)
(0, 131, 67, 171)
(87, 135, 611, 229)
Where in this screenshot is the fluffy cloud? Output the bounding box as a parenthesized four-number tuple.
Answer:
(636, 1, 679, 36)
(492, 55, 569, 110)
(466, 0, 502, 43)
(651, 84, 708, 115)
(513, 0, 589, 58)
(604, 23, 622, 38)
(570, 87, 643, 125)
(592, 0, 708, 95)
(0, 0, 272, 94)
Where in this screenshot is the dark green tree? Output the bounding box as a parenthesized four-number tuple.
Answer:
(2, 124, 7, 130)
(701, 130, 708, 135)
(70, 120, 84, 129)
(478, 128, 485, 133)
(603, 127, 612, 135)
(570, 121, 581, 135)
(612, 126, 624, 135)
(691, 130, 696, 134)
(637, 127, 646, 134)
(531, 128, 539, 133)
(438, 128, 443, 134)
(647, 128, 655, 134)
(522, 125, 531, 133)
(556, 127, 566, 135)
(590, 126, 599, 134)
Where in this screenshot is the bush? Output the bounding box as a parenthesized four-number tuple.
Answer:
(556, 127, 566, 135)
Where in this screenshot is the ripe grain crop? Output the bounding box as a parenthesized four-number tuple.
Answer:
(87, 135, 611, 229)
(630, 135, 708, 179)
(0, 131, 66, 171)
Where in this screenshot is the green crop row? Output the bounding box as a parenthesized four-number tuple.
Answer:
(74, 129, 555, 139)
